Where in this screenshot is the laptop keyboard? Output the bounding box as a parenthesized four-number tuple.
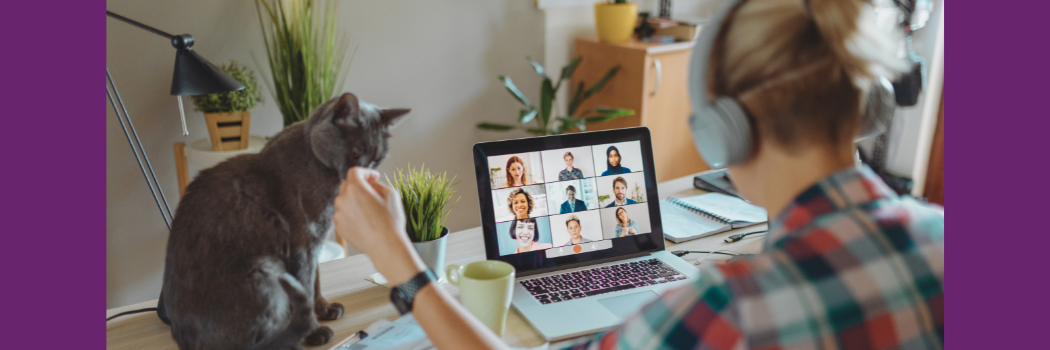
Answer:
(519, 258, 687, 304)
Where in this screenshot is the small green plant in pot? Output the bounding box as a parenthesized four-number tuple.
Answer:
(388, 165, 460, 281)
(190, 60, 263, 151)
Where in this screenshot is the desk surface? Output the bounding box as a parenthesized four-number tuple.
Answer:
(105, 173, 767, 349)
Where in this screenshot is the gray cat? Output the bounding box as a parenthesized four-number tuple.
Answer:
(160, 92, 409, 350)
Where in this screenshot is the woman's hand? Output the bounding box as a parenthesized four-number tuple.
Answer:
(333, 167, 425, 285)
(628, 227, 637, 235)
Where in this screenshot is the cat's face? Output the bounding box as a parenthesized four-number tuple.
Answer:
(307, 93, 410, 178)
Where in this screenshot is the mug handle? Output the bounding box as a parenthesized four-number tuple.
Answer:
(445, 264, 461, 286)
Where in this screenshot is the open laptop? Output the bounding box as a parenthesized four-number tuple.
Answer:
(472, 127, 700, 341)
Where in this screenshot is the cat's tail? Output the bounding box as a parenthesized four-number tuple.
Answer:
(247, 258, 313, 350)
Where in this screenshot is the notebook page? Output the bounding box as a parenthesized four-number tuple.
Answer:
(677, 193, 768, 225)
(659, 200, 727, 240)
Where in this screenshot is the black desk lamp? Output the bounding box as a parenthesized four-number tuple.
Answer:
(105, 11, 244, 229)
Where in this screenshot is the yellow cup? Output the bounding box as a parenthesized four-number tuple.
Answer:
(445, 260, 516, 336)
(594, 2, 638, 44)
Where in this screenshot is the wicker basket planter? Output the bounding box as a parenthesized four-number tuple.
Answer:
(203, 111, 252, 151)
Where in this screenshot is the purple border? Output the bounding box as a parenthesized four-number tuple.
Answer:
(951, 2, 1050, 349)
(6, 0, 1038, 348)
(4, 0, 105, 348)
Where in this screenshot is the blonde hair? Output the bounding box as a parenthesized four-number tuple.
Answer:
(710, 0, 907, 152)
(565, 215, 581, 227)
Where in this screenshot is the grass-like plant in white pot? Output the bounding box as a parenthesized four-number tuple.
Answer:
(388, 165, 460, 281)
(190, 61, 263, 151)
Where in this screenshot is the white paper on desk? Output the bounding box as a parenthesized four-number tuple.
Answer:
(344, 313, 433, 350)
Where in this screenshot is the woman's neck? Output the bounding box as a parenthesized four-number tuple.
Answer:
(729, 142, 855, 219)
(571, 236, 581, 244)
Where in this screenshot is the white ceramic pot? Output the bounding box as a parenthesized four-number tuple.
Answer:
(412, 227, 450, 282)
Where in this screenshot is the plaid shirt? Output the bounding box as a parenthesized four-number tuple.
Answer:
(565, 165, 944, 350)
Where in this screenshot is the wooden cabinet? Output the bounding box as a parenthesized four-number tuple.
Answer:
(572, 38, 709, 182)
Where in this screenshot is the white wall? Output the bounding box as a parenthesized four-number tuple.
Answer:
(106, 0, 544, 308)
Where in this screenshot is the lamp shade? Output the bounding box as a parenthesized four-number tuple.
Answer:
(171, 48, 245, 96)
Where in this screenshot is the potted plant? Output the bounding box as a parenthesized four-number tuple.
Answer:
(190, 61, 263, 151)
(477, 56, 634, 135)
(595, 0, 638, 44)
(388, 165, 460, 282)
(256, 0, 353, 127)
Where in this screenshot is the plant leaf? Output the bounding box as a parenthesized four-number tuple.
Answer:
(518, 108, 538, 124)
(476, 122, 517, 131)
(525, 128, 548, 136)
(582, 108, 634, 123)
(584, 65, 620, 99)
(499, 75, 532, 108)
(527, 56, 548, 79)
(556, 56, 583, 91)
(540, 78, 554, 128)
(568, 81, 585, 117)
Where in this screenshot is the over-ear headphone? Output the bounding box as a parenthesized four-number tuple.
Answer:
(687, 0, 897, 169)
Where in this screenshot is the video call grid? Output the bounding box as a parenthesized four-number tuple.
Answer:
(487, 142, 654, 256)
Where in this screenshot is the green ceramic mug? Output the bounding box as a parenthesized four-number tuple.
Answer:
(445, 260, 516, 336)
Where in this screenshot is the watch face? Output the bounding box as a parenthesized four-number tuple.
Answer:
(390, 287, 412, 315)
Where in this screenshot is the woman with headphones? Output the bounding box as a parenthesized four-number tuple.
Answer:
(331, 0, 944, 348)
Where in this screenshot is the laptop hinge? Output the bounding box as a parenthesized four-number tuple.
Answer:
(515, 251, 654, 278)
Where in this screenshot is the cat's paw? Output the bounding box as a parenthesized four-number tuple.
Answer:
(318, 302, 345, 320)
(304, 326, 334, 346)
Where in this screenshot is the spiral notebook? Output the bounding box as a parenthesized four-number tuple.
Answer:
(659, 193, 768, 243)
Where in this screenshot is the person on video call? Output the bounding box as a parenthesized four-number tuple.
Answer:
(558, 152, 584, 181)
(605, 176, 638, 208)
(559, 185, 587, 214)
(509, 218, 552, 254)
(614, 207, 640, 237)
(561, 215, 591, 246)
(599, 145, 632, 176)
(504, 156, 528, 188)
(506, 188, 534, 220)
(331, 0, 944, 348)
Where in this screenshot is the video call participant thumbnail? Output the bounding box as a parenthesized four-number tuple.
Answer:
(507, 187, 536, 220)
(613, 207, 639, 237)
(541, 146, 595, 181)
(549, 211, 603, 248)
(495, 216, 554, 256)
(558, 152, 584, 180)
(600, 145, 630, 175)
(599, 204, 652, 240)
(489, 152, 545, 189)
(606, 176, 637, 207)
(560, 185, 587, 213)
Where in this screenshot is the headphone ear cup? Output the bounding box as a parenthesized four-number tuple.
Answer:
(690, 97, 752, 169)
(858, 77, 896, 140)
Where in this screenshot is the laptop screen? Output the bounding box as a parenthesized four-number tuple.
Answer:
(473, 128, 664, 276)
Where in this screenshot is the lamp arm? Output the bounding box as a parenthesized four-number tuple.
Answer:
(106, 11, 175, 40)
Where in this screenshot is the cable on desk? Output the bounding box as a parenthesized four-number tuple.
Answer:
(107, 307, 158, 321)
(724, 230, 768, 243)
(671, 250, 738, 258)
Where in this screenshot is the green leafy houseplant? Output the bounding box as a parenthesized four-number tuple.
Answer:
(477, 56, 634, 136)
(256, 0, 353, 127)
(190, 61, 263, 113)
(388, 165, 461, 242)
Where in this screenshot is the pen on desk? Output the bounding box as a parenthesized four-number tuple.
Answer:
(334, 330, 368, 349)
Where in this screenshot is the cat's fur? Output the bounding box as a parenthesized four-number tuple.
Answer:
(160, 92, 409, 350)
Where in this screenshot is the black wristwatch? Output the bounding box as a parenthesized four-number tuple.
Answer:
(390, 269, 437, 315)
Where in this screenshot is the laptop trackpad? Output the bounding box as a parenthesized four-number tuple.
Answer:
(597, 291, 659, 319)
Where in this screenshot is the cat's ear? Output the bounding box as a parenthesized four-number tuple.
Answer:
(332, 93, 360, 127)
(379, 108, 410, 129)
(310, 94, 358, 174)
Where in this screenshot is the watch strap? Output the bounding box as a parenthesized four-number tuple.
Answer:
(390, 269, 437, 315)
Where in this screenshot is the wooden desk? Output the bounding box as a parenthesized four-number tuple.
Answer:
(106, 173, 766, 349)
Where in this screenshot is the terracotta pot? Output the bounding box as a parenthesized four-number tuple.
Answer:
(203, 111, 252, 151)
(594, 2, 638, 44)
